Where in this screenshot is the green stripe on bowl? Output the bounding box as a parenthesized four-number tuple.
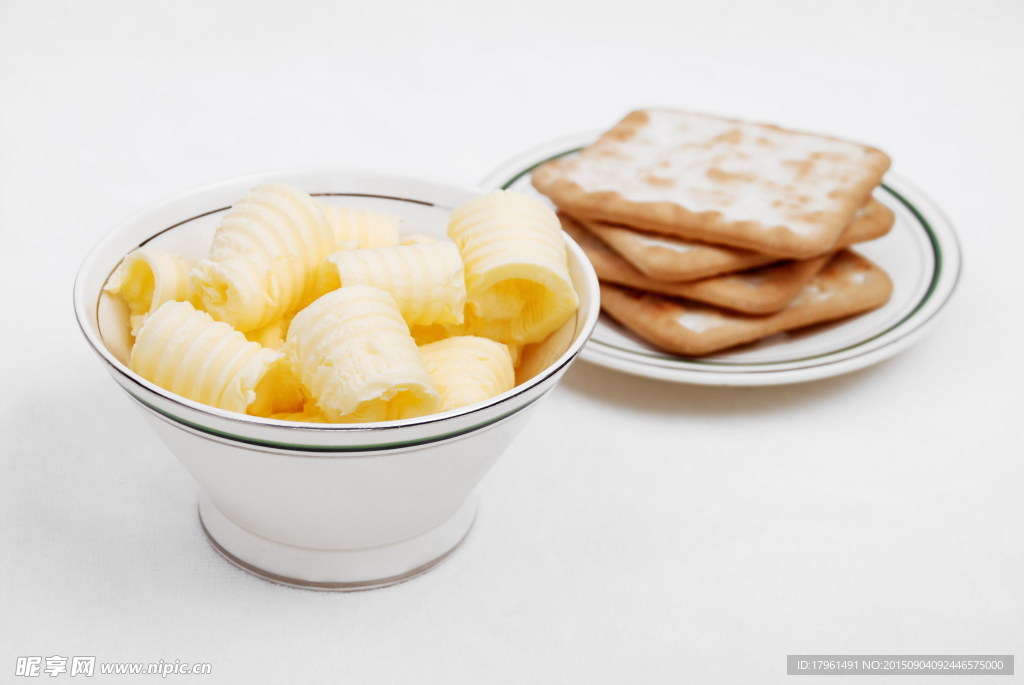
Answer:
(129, 392, 538, 453)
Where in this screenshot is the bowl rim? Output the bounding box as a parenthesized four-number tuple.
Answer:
(73, 168, 601, 435)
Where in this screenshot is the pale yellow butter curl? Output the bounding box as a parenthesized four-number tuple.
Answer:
(447, 190, 578, 345)
(190, 183, 335, 332)
(284, 285, 439, 422)
(320, 203, 401, 249)
(270, 406, 328, 423)
(409, 322, 462, 346)
(130, 301, 281, 413)
(245, 359, 306, 417)
(268, 400, 381, 423)
(419, 336, 515, 413)
(244, 313, 294, 350)
(506, 343, 522, 368)
(320, 241, 466, 327)
(104, 247, 194, 336)
(399, 233, 437, 246)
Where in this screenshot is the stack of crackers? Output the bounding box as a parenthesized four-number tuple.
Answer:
(531, 109, 896, 356)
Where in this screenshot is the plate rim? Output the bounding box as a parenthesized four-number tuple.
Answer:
(481, 132, 962, 386)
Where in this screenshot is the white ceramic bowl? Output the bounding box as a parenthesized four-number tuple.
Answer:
(74, 170, 600, 590)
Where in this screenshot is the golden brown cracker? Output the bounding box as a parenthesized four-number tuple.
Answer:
(533, 109, 891, 258)
(563, 213, 830, 315)
(582, 198, 894, 282)
(599, 250, 893, 357)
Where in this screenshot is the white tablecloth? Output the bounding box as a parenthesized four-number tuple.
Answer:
(3, 1, 1022, 682)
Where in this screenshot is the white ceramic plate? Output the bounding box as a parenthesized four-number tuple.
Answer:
(481, 132, 962, 386)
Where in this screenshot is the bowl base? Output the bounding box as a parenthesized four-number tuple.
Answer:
(197, 494, 477, 591)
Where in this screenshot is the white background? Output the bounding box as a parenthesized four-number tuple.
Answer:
(2, 1, 1022, 683)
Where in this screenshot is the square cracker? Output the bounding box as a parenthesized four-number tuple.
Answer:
(582, 198, 894, 282)
(562, 213, 830, 315)
(599, 250, 893, 357)
(533, 109, 891, 258)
